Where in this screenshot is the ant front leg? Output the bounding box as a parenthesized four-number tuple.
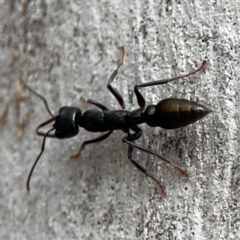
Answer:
(71, 98, 113, 160)
(134, 60, 207, 111)
(107, 46, 126, 109)
(70, 130, 113, 159)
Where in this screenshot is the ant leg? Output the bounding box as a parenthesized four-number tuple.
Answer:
(107, 46, 126, 109)
(123, 137, 189, 178)
(70, 130, 113, 159)
(122, 127, 166, 198)
(87, 99, 109, 111)
(134, 60, 207, 111)
(127, 145, 166, 199)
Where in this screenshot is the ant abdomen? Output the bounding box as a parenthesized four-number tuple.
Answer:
(144, 98, 211, 129)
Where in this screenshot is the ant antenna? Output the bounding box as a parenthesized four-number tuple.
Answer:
(26, 128, 55, 192)
(20, 77, 54, 117)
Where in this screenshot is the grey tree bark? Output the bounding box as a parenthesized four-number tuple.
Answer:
(0, 0, 239, 239)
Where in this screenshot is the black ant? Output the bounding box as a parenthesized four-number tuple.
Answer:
(21, 47, 211, 198)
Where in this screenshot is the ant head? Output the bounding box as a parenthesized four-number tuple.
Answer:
(54, 107, 82, 138)
(27, 107, 82, 192)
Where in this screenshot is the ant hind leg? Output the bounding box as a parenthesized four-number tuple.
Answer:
(134, 60, 207, 111)
(127, 145, 166, 199)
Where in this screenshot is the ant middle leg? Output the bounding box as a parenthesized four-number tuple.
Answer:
(107, 46, 126, 109)
(70, 130, 113, 159)
(134, 60, 207, 111)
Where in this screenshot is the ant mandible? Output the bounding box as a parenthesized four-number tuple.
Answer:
(21, 47, 211, 198)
